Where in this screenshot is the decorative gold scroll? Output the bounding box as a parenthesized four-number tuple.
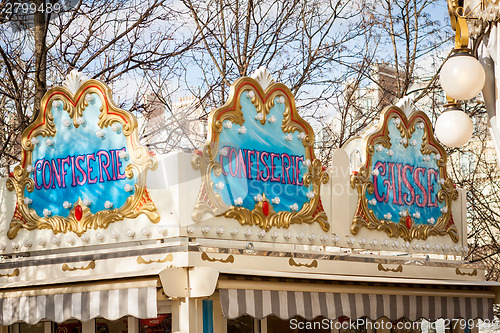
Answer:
(377, 263, 403, 273)
(455, 268, 477, 276)
(201, 252, 235, 264)
(350, 105, 459, 242)
(191, 77, 329, 232)
(137, 254, 174, 264)
(288, 258, 318, 268)
(62, 260, 96, 272)
(6, 80, 159, 239)
(0, 269, 20, 278)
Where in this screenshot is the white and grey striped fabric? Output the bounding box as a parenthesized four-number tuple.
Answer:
(0, 287, 157, 325)
(220, 289, 494, 321)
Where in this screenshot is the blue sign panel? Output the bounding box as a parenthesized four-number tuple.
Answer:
(213, 92, 311, 213)
(28, 94, 135, 217)
(351, 106, 459, 242)
(192, 77, 329, 232)
(7, 79, 158, 238)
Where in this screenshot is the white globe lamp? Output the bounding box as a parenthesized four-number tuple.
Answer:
(435, 104, 473, 147)
(440, 52, 486, 101)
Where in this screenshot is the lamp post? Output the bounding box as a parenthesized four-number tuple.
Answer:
(436, 14, 485, 147)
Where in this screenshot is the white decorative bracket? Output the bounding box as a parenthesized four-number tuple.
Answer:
(251, 66, 275, 90)
(62, 69, 89, 95)
(396, 96, 415, 117)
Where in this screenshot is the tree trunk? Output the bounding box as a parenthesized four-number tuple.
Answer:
(33, 0, 47, 120)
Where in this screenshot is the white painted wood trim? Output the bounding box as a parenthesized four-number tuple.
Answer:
(43, 322, 51, 333)
(82, 319, 95, 333)
(128, 317, 139, 333)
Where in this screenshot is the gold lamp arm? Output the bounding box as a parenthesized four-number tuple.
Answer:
(455, 16, 470, 50)
(447, 0, 460, 30)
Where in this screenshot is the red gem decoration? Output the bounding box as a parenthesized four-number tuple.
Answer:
(406, 215, 412, 229)
(262, 201, 270, 216)
(75, 205, 83, 221)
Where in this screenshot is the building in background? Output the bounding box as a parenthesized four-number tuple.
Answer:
(319, 63, 405, 168)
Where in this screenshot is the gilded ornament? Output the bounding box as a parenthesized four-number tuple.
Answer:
(350, 105, 459, 243)
(7, 79, 159, 239)
(192, 76, 329, 232)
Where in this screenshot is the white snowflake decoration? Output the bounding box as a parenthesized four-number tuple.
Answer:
(96, 129, 105, 138)
(119, 150, 129, 160)
(111, 123, 121, 132)
(85, 93, 95, 103)
(52, 100, 62, 109)
(219, 147, 229, 156)
(76, 117, 86, 125)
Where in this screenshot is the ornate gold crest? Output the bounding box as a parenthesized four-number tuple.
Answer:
(192, 76, 329, 231)
(350, 105, 459, 242)
(6, 79, 159, 239)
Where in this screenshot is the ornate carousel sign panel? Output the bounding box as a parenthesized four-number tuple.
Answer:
(7, 73, 159, 239)
(192, 69, 329, 231)
(350, 105, 459, 242)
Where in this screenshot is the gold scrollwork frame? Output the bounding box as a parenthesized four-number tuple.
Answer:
(350, 105, 459, 242)
(191, 77, 329, 231)
(6, 79, 159, 239)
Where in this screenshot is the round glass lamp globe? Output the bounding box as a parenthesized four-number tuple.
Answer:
(435, 109, 473, 147)
(440, 53, 485, 101)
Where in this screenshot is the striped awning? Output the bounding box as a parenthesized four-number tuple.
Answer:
(0, 286, 157, 325)
(219, 279, 495, 321)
